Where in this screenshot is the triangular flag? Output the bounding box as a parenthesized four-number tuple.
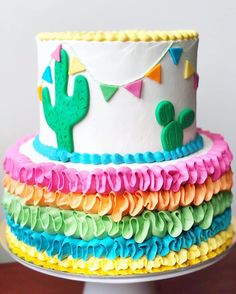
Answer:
(169, 47, 183, 65)
(124, 79, 143, 98)
(145, 64, 161, 84)
(51, 44, 62, 62)
(100, 84, 119, 102)
(37, 85, 43, 101)
(42, 66, 53, 84)
(193, 73, 199, 90)
(69, 56, 86, 75)
(184, 60, 195, 79)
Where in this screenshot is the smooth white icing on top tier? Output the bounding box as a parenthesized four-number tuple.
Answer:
(37, 36, 198, 154)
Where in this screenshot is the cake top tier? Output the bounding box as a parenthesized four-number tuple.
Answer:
(37, 30, 198, 42)
(37, 30, 200, 165)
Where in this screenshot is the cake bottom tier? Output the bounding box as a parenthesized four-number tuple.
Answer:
(2, 129, 234, 276)
(6, 225, 233, 276)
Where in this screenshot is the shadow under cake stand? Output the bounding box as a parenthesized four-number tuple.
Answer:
(1, 220, 235, 294)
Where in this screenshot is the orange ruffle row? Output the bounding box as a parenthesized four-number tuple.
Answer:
(3, 171, 233, 222)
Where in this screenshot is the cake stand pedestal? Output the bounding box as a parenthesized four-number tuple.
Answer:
(1, 220, 235, 294)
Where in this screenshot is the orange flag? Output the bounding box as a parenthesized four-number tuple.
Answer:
(145, 64, 162, 83)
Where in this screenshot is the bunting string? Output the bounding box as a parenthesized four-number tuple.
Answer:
(40, 41, 198, 101)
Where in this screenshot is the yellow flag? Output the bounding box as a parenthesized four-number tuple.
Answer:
(37, 85, 42, 101)
(184, 60, 195, 79)
(69, 56, 86, 75)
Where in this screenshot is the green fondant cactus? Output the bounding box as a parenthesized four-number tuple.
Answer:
(155, 100, 195, 151)
(42, 49, 89, 152)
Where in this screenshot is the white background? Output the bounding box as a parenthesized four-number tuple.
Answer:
(0, 0, 235, 263)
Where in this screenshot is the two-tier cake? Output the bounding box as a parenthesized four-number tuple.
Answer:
(2, 30, 234, 275)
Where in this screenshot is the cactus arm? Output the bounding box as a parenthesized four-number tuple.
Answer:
(68, 75, 90, 126)
(155, 100, 175, 126)
(178, 108, 195, 129)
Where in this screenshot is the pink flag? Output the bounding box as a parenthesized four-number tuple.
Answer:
(193, 73, 199, 90)
(51, 44, 62, 62)
(124, 79, 143, 98)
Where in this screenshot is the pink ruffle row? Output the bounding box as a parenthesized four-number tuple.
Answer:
(3, 129, 233, 194)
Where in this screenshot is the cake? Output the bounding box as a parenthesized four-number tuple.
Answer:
(2, 30, 234, 276)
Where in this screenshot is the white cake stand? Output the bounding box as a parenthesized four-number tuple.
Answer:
(1, 220, 235, 294)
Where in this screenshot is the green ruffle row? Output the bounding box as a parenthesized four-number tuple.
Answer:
(2, 190, 232, 243)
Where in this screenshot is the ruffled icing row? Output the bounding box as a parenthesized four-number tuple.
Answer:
(7, 208, 231, 261)
(33, 134, 204, 165)
(3, 191, 233, 242)
(6, 226, 233, 275)
(37, 30, 199, 42)
(3, 130, 233, 194)
(3, 171, 233, 221)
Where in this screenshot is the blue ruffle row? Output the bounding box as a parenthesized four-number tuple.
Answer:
(33, 133, 204, 165)
(6, 208, 231, 261)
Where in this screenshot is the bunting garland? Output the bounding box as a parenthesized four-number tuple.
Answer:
(37, 85, 43, 101)
(39, 42, 199, 103)
(124, 79, 143, 98)
(193, 73, 199, 90)
(100, 84, 119, 102)
(168, 47, 183, 65)
(69, 56, 86, 75)
(42, 66, 53, 84)
(184, 60, 195, 79)
(145, 64, 162, 84)
(51, 45, 62, 62)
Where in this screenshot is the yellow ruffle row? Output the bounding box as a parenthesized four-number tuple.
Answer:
(6, 226, 233, 276)
(3, 171, 233, 222)
(37, 30, 199, 42)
